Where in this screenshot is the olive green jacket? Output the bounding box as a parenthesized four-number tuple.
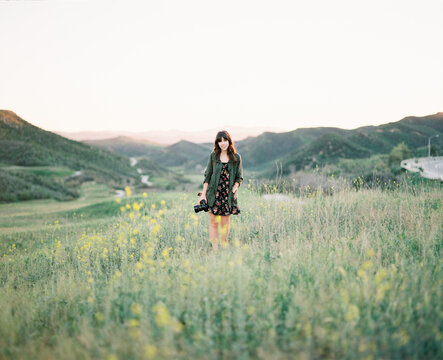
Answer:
(203, 151, 244, 208)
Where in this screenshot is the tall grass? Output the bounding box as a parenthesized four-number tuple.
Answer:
(0, 178, 441, 359)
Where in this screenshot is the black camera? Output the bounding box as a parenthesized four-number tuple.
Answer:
(194, 199, 209, 213)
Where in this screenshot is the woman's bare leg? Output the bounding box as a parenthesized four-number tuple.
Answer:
(208, 213, 220, 250)
(220, 215, 231, 247)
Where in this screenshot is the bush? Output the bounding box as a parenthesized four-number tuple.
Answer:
(388, 142, 410, 167)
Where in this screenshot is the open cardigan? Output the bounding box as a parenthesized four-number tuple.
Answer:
(203, 151, 244, 209)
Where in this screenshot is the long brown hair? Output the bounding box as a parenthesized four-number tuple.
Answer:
(213, 130, 237, 163)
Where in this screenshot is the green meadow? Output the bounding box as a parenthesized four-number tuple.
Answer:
(0, 178, 442, 359)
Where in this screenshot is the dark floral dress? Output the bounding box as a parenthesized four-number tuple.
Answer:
(209, 162, 240, 216)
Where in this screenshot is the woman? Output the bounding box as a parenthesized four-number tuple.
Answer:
(199, 130, 243, 251)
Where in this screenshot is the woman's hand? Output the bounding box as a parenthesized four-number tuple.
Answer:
(199, 193, 207, 203)
(232, 183, 239, 193)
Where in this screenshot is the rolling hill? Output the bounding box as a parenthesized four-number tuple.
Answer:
(0, 110, 138, 202)
(154, 140, 212, 167)
(244, 113, 443, 178)
(86, 137, 212, 168)
(278, 133, 374, 175)
(84, 136, 164, 157)
(235, 127, 350, 170)
(3, 109, 441, 203)
(83, 112, 442, 181)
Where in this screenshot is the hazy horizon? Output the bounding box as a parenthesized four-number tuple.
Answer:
(1, 0, 442, 133)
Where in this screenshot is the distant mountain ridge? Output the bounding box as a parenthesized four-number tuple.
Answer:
(84, 136, 164, 157)
(57, 125, 286, 144)
(82, 112, 443, 178)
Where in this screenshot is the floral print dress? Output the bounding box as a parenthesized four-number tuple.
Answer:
(209, 162, 240, 216)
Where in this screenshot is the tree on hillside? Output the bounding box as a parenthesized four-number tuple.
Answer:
(388, 142, 410, 167)
(430, 143, 440, 156)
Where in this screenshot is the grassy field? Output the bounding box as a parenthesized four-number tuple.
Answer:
(0, 178, 442, 359)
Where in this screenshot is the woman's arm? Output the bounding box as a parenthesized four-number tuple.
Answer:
(232, 182, 240, 193)
(203, 153, 213, 185)
(232, 154, 243, 193)
(201, 182, 209, 196)
(234, 153, 243, 186)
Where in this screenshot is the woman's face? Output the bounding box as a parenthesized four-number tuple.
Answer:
(218, 137, 229, 151)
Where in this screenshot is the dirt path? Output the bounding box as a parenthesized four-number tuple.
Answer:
(115, 157, 152, 197)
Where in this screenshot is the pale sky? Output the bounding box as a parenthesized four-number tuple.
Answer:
(1, 0, 442, 133)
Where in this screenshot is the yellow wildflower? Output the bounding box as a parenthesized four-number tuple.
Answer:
(345, 304, 360, 321)
(374, 268, 388, 284)
(131, 303, 142, 316)
(128, 318, 139, 327)
(247, 306, 255, 315)
(161, 248, 170, 260)
(152, 224, 161, 235)
(376, 282, 392, 301)
(172, 320, 183, 333)
(152, 302, 172, 326)
(362, 260, 373, 270)
(144, 345, 158, 359)
(95, 312, 105, 322)
(357, 269, 366, 279)
(395, 329, 410, 345)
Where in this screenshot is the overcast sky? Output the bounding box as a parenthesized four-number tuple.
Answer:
(0, 0, 442, 133)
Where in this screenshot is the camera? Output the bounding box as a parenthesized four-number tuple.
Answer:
(194, 199, 209, 213)
(194, 192, 209, 213)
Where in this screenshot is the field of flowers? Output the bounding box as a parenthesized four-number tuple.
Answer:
(0, 179, 442, 359)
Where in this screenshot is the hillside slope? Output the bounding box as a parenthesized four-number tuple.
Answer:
(154, 140, 212, 167)
(236, 127, 350, 169)
(247, 113, 443, 178)
(84, 136, 164, 157)
(0, 110, 139, 202)
(0, 110, 137, 184)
